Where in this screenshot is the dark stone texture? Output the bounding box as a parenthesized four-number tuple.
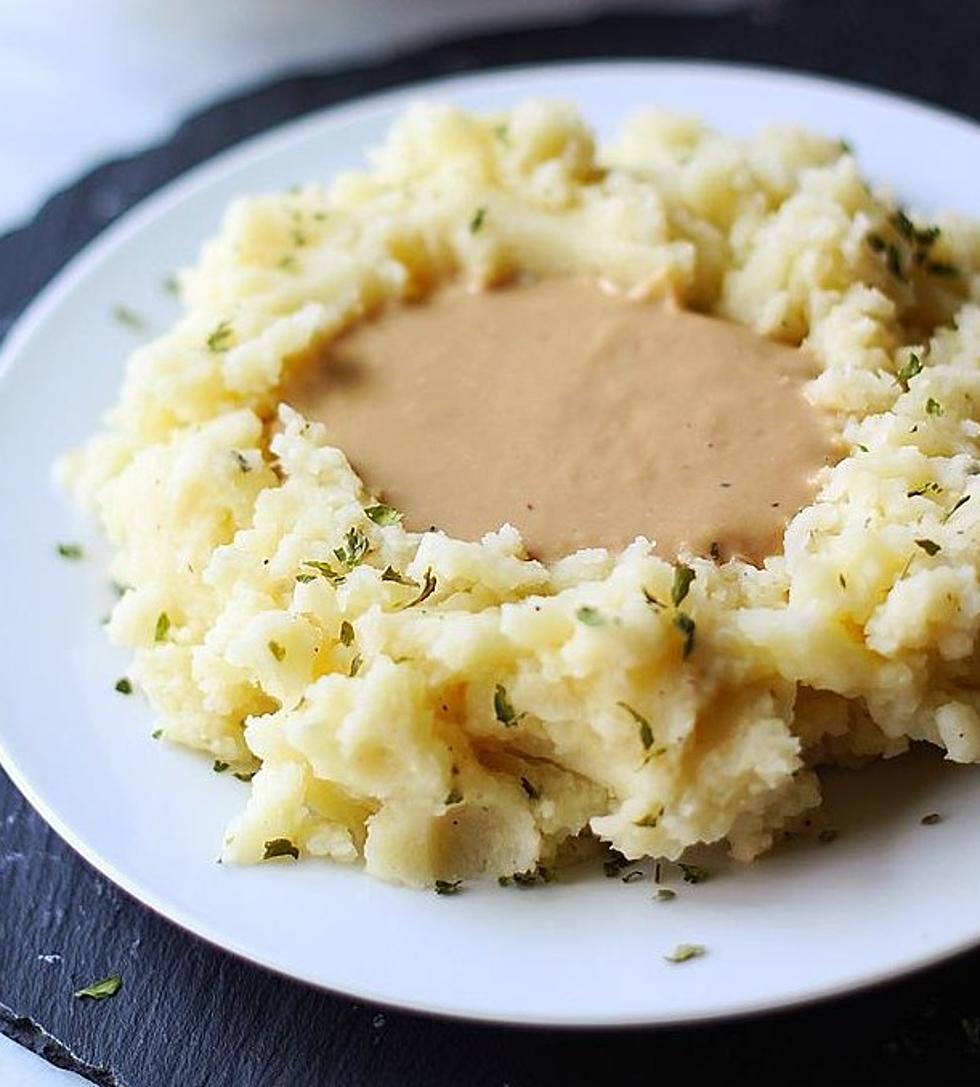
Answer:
(2, 2, 980, 1083)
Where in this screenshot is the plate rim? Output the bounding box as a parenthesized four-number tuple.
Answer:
(2, 57, 980, 1028)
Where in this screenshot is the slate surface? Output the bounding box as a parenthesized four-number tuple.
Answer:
(2, 1, 980, 1084)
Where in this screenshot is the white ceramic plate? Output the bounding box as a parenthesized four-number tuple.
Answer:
(2, 61, 979, 1027)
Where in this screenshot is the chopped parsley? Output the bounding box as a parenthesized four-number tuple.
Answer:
(434, 879, 462, 895)
(838, 574, 847, 589)
(339, 620, 354, 647)
(520, 776, 540, 801)
(494, 123, 510, 144)
(151, 729, 163, 740)
(921, 812, 943, 826)
(618, 701, 655, 751)
(381, 565, 418, 587)
(302, 560, 344, 585)
(634, 808, 663, 828)
(622, 869, 645, 884)
(267, 640, 286, 662)
(926, 398, 944, 416)
(494, 684, 523, 727)
(654, 888, 676, 902)
(926, 261, 959, 277)
(401, 568, 437, 609)
(643, 587, 664, 609)
(213, 760, 229, 773)
(334, 526, 370, 570)
(162, 274, 179, 296)
(206, 320, 233, 353)
(232, 450, 252, 473)
(895, 353, 923, 392)
(234, 770, 258, 783)
(73, 975, 122, 1001)
(112, 305, 146, 331)
(908, 482, 941, 497)
(295, 572, 317, 584)
(469, 207, 487, 234)
(664, 944, 705, 964)
(444, 788, 463, 806)
(945, 494, 970, 521)
(56, 542, 84, 560)
(673, 612, 696, 659)
(576, 606, 604, 626)
(671, 562, 696, 607)
(348, 655, 363, 677)
(364, 503, 402, 526)
(154, 612, 170, 642)
(263, 838, 299, 860)
(114, 677, 133, 695)
(679, 863, 710, 884)
(914, 538, 941, 556)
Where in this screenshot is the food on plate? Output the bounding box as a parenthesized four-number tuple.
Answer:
(61, 101, 979, 887)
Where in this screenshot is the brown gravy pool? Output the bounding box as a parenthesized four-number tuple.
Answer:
(281, 278, 835, 564)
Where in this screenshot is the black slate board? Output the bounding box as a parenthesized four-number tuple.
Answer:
(3, 2, 980, 1084)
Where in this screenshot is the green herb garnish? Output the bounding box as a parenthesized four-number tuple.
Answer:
(622, 870, 645, 884)
(494, 684, 523, 727)
(339, 620, 354, 647)
(73, 975, 122, 1001)
(401, 568, 437, 609)
(213, 760, 229, 773)
(945, 494, 970, 521)
(206, 320, 233, 353)
(154, 612, 170, 642)
(234, 770, 258, 783)
(444, 788, 463, 806)
(348, 654, 363, 677)
(364, 504, 402, 526)
(926, 398, 944, 416)
(603, 854, 630, 878)
(381, 566, 418, 587)
(295, 572, 317, 584)
(302, 560, 344, 585)
(112, 305, 146, 331)
(268, 640, 286, 661)
(618, 701, 654, 751)
(151, 729, 163, 740)
(114, 677, 133, 695)
(469, 207, 487, 234)
(56, 542, 84, 560)
(673, 612, 696, 658)
(232, 450, 252, 473)
(576, 606, 604, 626)
(921, 812, 942, 825)
(671, 562, 696, 607)
(926, 261, 959, 277)
(895, 353, 923, 392)
(664, 944, 705, 964)
(915, 538, 941, 556)
(263, 838, 299, 860)
(679, 863, 710, 884)
(654, 888, 676, 902)
(334, 526, 370, 570)
(434, 879, 462, 895)
(634, 808, 663, 828)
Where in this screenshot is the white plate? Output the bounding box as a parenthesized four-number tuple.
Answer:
(2, 61, 979, 1028)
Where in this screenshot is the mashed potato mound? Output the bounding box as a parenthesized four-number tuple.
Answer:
(62, 102, 980, 886)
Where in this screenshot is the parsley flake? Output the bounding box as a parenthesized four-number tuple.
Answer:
(603, 854, 630, 878)
(673, 612, 696, 658)
(664, 944, 705, 964)
(234, 770, 257, 783)
(348, 654, 363, 677)
(334, 526, 370, 570)
(401, 568, 437, 609)
(654, 888, 676, 902)
(896, 353, 923, 392)
(915, 538, 941, 556)
(56, 543, 84, 560)
(434, 879, 462, 895)
(444, 788, 463, 806)
(213, 760, 229, 773)
(945, 495, 970, 521)
(112, 305, 146, 331)
(576, 606, 604, 626)
(622, 869, 645, 884)
(232, 450, 252, 473)
(154, 612, 170, 642)
(339, 620, 354, 647)
(365, 503, 402, 526)
(469, 207, 487, 234)
(268, 640, 286, 661)
(671, 562, 696, 607)
(73, 975, 122, 1001)
(114, 677, 133, 695)
(302, 560, 344, 585)
(494, 684, 523, 727)
(926, 398, 944, 416)
(679, 863, 710, 884)
(618, 702, 655, 751)
(921, 812, 943, 826)
(520, 776, 540, 801)
(381, 566, 418, 587)
(206, 320, 233, 353)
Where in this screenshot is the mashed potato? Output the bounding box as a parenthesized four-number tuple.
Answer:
(62, 102, 980, 886)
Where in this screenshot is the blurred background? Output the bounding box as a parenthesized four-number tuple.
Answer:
(1, 0, 746, 234)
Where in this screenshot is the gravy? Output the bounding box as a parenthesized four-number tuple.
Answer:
(282, 279, 835, 564)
